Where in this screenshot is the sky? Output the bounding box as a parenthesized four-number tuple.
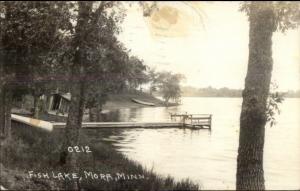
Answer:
(117, 1, 300, 91)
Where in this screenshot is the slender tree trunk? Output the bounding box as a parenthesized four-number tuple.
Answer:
(236, 4, 275, 190)
(0, 87, 4, 165)
(89, 108, 94, 122)
(33, 93, 40, 119)
(88, 104, 103, 122)
(96, 104, 102, 122)
(62, 2, 92, 190)
(4, 88, 12, 140)
(0, 86, 5, 139)
(0, 85, 12, 141)
(0, 34, 7, 141)
(64, 77, 85, 190)
(0, 11, 4, 141)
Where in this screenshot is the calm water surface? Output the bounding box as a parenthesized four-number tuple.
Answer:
(103, 97, 300, 190)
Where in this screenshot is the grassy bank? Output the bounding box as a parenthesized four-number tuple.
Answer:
(0, 122, 199, 190)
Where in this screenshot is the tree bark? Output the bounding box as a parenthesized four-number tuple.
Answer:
(0, 27, 7, 141)
(63, 77, 85, 190)
(236, 4, 276, 190)
(0, 85, 12, 141)
(4, 88, 12, 140)
(0, 86, 5, 139)
(62, 2, 93, 190)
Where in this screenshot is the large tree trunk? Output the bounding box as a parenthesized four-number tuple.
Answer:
(236, 4, 275, 190)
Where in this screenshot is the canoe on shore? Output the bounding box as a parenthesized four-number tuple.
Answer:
(131, 98, 155, 106)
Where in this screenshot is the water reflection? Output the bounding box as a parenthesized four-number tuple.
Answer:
(101, 110, 121, 122)
(97, 97, 300, 190)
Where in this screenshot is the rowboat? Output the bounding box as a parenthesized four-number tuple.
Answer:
(131, 98, 155, 106)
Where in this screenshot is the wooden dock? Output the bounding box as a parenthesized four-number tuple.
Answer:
(11, 113, 212, 131)
(170, 113, 212, 129)
(52, 122, 183, 129)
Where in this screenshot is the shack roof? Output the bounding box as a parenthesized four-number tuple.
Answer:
(52, 92, 71, 101)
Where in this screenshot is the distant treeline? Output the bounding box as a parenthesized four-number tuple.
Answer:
(181, 86, 300, 98)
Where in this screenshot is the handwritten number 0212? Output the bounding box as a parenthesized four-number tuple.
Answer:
(67, 146, 92, 153)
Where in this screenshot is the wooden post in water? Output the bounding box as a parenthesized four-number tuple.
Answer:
(169, 113, 212, 129)
(209, 115, 212, 129)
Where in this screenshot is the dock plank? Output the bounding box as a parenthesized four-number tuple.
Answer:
(52, 122, 184, 129)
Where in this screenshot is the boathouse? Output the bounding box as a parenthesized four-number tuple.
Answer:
(47, 93, 71, 115)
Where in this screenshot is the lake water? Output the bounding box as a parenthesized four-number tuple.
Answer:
(103, 97, 300, 190)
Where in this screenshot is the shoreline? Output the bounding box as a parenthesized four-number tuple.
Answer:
(0, 119, 199, 190)
(102, 92, 178, 111)
(11, 91, 179, 121)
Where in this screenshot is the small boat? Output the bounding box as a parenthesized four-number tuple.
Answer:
(131, 98, 155, 106)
